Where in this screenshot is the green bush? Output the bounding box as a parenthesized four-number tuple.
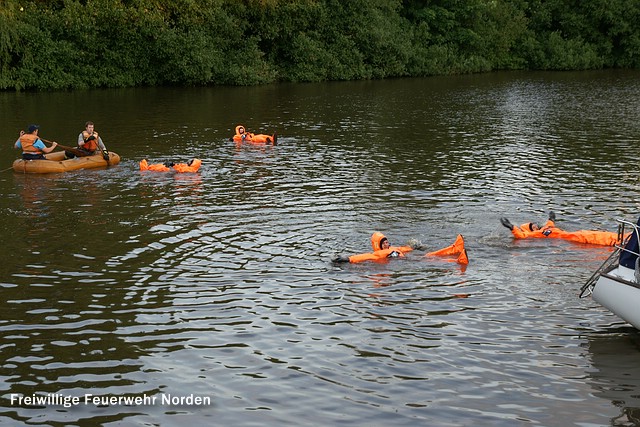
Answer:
(0, 0, 638, 91)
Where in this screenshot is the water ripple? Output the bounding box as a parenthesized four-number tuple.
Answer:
(1, 72, 640, 426)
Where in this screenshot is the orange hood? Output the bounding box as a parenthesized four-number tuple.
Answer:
(235, 125, 245, 135)
(520, 222, 536, 232)
(371, 232, 387, 251)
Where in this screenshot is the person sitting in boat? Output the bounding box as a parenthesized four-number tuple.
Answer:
(232, 124, 277, 145)
(76, 121, 108, 159)
(332, 232, 468, 265)
(14, 125, 58, 160)
(139, 158, 202, 173)
(500, 211, 628, 246)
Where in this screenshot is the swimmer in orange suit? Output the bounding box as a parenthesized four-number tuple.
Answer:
(232, 125, 277, 145)
(500, 211, 626, 246)
(333, 232, 468, 265)
(139, 158, 202, 173)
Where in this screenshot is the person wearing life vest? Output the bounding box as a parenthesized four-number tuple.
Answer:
(233, 124, 277, 145)
(333, 232, 469, 265)
(14, 124, 58, 160)
(500, 211, 628, 246)
(77, 121, 108, 159)
(139, 158, 202, 173)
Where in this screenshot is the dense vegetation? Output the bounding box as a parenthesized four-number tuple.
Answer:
(1, 0, 638, 91)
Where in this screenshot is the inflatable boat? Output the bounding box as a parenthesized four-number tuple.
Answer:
(12, 151, 120, 174)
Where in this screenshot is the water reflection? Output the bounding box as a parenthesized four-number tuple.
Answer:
(1, 71, 640, 425)
(585, 333, 640, 426)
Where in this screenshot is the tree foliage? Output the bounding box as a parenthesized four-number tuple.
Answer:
(0, 0, 638, 90)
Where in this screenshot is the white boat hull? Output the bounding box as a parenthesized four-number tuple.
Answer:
(592, 265, 640, 329)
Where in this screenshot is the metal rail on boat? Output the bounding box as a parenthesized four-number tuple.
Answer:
(579, 218, 640, 298)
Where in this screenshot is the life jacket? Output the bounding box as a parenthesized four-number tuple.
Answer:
(81, 130, 98, 152)
(19, 134, 41, 154)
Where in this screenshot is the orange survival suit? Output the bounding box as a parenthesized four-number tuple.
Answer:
(347, 232, 414, 263)
(342, 232, 468, 265)
(233, 125, 276, 144)
(509, 219, 625, 246)
(139, 159, 202, 173)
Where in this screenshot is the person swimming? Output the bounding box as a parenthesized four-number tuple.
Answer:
(500, 211, 627, 246)
(333, 232, 468, 265)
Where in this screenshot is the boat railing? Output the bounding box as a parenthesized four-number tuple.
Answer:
(616, 218, 640, 265)
(579, 247, 621, 298)
(579, 218, 640, 298)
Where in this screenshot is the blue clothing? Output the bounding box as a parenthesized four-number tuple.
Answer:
(620, 216, 640, 269)
(15, 138, 46, 151)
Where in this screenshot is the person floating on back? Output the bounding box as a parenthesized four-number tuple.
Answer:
(232, 125, 277, 145)
(14, 124, 58, 160)
(332, 232, 468, 265)
(500, 211, 628, 246)
(139, 158, 202, 173)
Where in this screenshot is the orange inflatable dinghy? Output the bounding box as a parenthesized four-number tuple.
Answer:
(13, 150, 120, 174)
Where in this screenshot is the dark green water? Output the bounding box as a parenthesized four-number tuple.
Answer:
(1, 70, 640, 426)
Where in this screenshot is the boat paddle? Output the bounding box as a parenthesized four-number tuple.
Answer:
(96, 142, 111, 165)
(40, 138, 86, 157)
(81, 133, 111, 164)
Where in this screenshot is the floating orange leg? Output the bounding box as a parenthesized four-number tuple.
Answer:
(426, 234, 465, 256)
(456, 248, 469, 265)
(426, 234, 469, 265)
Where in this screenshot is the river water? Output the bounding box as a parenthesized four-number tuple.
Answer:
(1, 70, 640, 426)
